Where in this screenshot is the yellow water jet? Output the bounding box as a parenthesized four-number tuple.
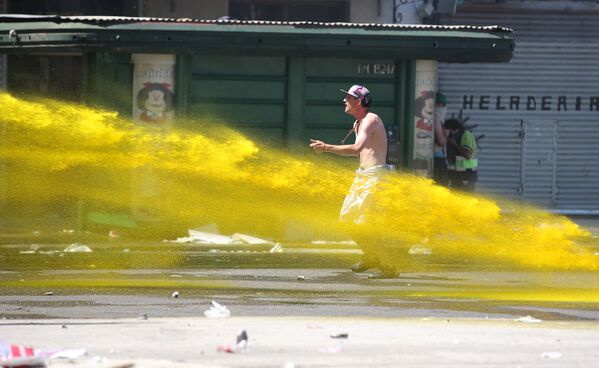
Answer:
(0, 93, 597, 272)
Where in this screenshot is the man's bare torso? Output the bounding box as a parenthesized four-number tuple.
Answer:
(356, 112, 387, 169)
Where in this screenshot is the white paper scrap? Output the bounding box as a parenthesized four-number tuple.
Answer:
(516, 315, 542, 323)
(50, 348, 87, 359)
(63, 244, 92, 253)
(204, 300, 231, 318)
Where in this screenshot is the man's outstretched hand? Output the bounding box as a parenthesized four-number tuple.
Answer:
(310, 139, 328, 153)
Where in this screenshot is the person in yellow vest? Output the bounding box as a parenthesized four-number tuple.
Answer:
(444, 118, 478, 192)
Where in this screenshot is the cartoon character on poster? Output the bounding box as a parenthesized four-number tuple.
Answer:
(415, 90, 435, 133)
(136, 82, 175, 125)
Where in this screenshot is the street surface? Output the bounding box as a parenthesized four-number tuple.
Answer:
(0, 216, 597, 367)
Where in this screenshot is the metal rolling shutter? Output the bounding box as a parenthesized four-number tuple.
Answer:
(0, 0, 5, 90)
(439, 12, 599, 211)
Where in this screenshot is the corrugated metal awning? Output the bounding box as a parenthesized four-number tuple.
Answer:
(0, 14, 513, 32)
(0, 14, 515, 62)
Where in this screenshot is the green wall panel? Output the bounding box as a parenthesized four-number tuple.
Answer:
(305, 82, 395, 104)
(305, 58, 397, 78)
(190, 79, 286, 100)
(88, 52, 132, 117)
(192, 55, 286, 76)
(188, 55, 287, 132)
(304, 105, 353, 128)
(188, 103, 285, 127)
(372, 106, 396, 125)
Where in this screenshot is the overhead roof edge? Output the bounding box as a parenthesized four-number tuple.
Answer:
(0, 14, 515, 63)
(0, 14, 514, 33)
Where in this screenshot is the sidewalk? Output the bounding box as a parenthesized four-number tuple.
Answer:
(569, 215, 599, 236)
(0, 215, 597, 367)
(2, 316, 598, 367)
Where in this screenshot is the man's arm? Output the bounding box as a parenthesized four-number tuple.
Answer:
(447, 132, 472, 159)
(310, 116, 375, 156)
(434, 116, 446, 147)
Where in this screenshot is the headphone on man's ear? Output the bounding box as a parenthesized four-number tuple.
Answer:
(361, 93, 371, 107)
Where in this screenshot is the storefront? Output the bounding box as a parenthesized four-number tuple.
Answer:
(439, 4, 599, 212)
(0, 15, 513, 227)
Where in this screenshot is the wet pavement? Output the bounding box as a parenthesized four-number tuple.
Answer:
(1, 270, 599, 321)
(0, 217, 597, 367)
(0, 239, 598, 321)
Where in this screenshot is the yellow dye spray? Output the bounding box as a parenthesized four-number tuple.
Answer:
(0, 93, 597, 274)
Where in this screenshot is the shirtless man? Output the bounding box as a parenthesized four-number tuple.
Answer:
(310, 85, 387, 168)
(310, 85, 397, 277)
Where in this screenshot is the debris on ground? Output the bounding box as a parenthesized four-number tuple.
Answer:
(170, 229, 275, 246)
(108, 230, 121, 238)
(111, 362, 135, 368)
(44, 292, 53, 296)
(204, 301, 231, 318)
(408, 244, 432, 255)
(317, 346, 342, 354)
(217, 330, 248, 354)
(541, 352, 562, 359)
(296, 275, 305, 281)
(311, 240, 357, 246)
(216, 345, 235, 354)
(185, 230, 237, 244)
(516, 315, 542, 323)
(0, 342, 87, 367)
(63, 244, 93, 253)
(269, 243, 283, 253)
(19, 245, 41, 254)
(237, 331, 248, 347)
(231, 233, 274, 245)
(49, 349, 86, 359)
(329, 333, 348, 339)
(0, 342, 45, 367)
(171, 291, 179, 298)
